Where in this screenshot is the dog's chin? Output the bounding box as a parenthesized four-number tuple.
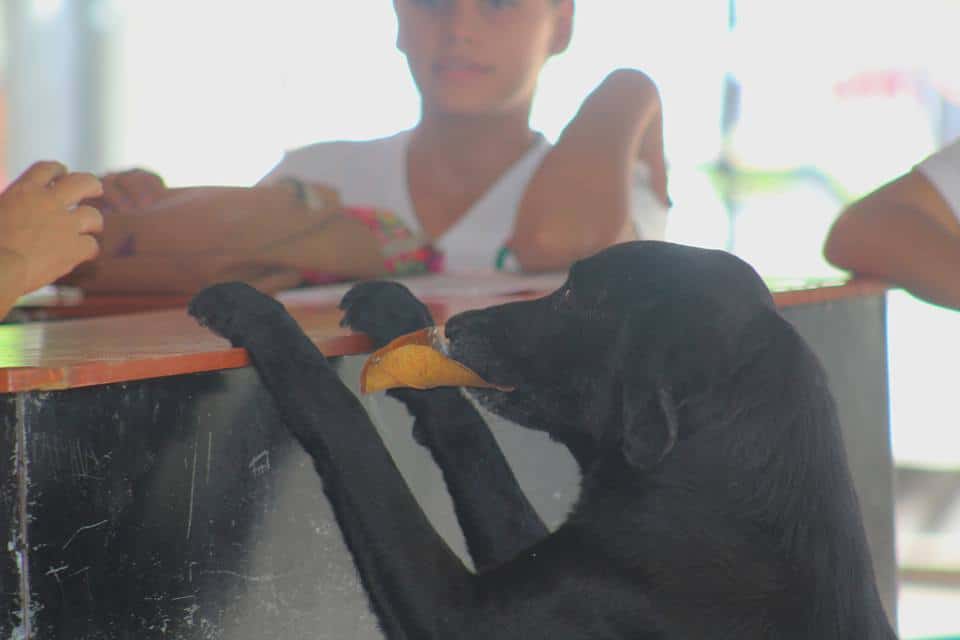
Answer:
(462, 386, 555, 435)
(463, 386, 515, 416)
(447, 337, 554, 431)
(447, 340, 521, 390)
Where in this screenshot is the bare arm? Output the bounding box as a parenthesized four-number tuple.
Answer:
(509, 69, 669, 272)
(823, 169, 960, 309)
(0, 251, 29, 317)
(64, 182, 387, 294)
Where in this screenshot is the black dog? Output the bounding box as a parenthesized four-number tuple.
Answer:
(188, 241, 897, 639)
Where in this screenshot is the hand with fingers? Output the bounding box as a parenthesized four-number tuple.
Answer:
(0, 161, 105, 300)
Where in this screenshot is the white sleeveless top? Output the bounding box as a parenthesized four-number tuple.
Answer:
(916, 136, 960, 220)
(260, 130, 668, 271)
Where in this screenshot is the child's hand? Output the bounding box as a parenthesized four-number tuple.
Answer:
(0, 161, 104, 294)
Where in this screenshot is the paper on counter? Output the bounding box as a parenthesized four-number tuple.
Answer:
(276, 270, 566, 306)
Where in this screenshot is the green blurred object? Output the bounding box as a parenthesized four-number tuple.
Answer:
(703, 161, 855, 206)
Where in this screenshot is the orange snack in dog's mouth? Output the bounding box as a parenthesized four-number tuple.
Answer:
(360, 327, 512, 394)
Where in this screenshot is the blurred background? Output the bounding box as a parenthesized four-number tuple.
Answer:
(3, 1, 960, 636)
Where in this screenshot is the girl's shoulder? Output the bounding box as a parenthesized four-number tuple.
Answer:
(283, 131, 411, 170)
(259, 130, 412, 187)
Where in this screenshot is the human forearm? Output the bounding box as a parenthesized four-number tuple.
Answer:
(64, 184, 388, 294)
(825, 202, 960, 309)
(0, 251, 28, 317)
(824, 169, 960, 309)
(127, 185, 385, 276)
(257, 215, 387, 280)
(510, 70, 665, 271)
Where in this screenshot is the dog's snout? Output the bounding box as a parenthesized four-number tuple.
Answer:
(445, 309, 493, 343)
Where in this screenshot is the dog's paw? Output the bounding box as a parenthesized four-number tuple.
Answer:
(339, 281, 433, 349)
(189, 282, 291, 348)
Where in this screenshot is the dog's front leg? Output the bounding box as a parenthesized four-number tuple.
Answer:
(190, 283, 474, 638)
(340, 281, 548, 569)
(390, 387, 548, 569)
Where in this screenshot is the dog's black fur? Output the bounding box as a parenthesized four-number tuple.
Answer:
(189, 241, 897, 639)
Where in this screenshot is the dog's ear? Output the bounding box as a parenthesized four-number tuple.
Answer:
(620, 382, 680, 469)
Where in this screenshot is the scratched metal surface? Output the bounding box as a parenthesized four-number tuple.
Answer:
(1, 367, 385, 639)
(0, 354, 579, 639)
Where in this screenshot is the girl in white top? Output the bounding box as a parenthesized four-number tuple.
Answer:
(916, 137, 960, 217)
(86, 1, 671, 288)
(259, 129, 667, 272)
(824, 136, 960, 308)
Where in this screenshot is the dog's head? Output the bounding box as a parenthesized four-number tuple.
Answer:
(446, 241, 778, 470)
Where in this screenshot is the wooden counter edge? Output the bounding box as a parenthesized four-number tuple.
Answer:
(0, 279, 890, 394)
(772, 278, 889, 308)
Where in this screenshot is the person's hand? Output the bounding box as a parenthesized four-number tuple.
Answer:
(85, 168, 167, 212)
(0, 161, 105, 294)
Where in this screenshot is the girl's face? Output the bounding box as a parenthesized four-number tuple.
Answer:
(395, 0, 573, 116)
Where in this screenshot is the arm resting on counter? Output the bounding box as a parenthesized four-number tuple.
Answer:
(824, 169, 960, 310)
(62, 184, 388, 295)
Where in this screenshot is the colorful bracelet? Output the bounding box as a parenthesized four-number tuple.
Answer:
(299, 206, 444, 285)
(345, 207, 445, 275)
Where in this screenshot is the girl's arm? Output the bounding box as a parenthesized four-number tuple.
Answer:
(823, 169, 960, 309)
(509, 69, 669, 272)
(62, 183, 389, 294)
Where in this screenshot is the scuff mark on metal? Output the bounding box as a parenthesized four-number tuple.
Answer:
(61, 519, 109, 551)
(186, 434, 199, 540)
(44, 564, 69, 584)
(13, 395, 33, 639)
(248, 450, 270, 477)
(198, 568, 297, 583)
(205, 431, 212, 486)
(68, 565, 90, 579)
